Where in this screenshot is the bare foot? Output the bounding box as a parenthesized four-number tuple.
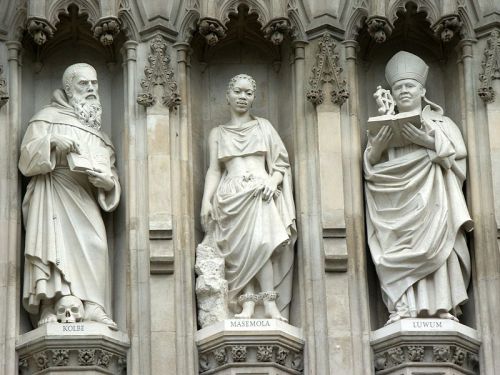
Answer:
(38, 307, 57, 327)
(384, 314, 402, 326)
(235, 301, 255, 319)
(263, 301, 288, 322)
(84, 302, 118, 330)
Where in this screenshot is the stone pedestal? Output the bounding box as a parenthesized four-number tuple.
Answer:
(195, 319, 304, 374)
(370, 319, 480, 375)
(16, 323, 129, 374)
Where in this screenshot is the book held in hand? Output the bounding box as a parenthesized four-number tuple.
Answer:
(367, 112, 422, 148)
(67, 142, 111, 176)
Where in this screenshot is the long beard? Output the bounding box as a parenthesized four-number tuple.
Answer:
(70, 97, 102, 130)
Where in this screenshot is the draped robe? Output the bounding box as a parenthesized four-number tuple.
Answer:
(364, 106, 473, 317)
(19, 90, 120, 316)
(212, 117, 296, 316)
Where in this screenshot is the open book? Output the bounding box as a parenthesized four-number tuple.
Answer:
(67, 142, 111, 176)
(367, 112, 422, 148)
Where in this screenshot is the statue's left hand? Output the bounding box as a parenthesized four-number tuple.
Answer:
(87, 169, 114, 191)
(401, 122, 435, 150)
(261, 179, 278, 203)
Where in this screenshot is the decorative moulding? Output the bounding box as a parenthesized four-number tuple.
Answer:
(17, 322, 129, 375)
(196, 319, 304, 374)
(478, 30, 500, 103)
(0, 65, 8, 108)
(371, 319, 480, 375)
(432, 14, 463, 42)
(366, 16, 394, 44)
(137, 35, 181, 109)
(198, 17, 227, 46)
(27, 17, 56, 46)
(263, 17, 294, 45)
(92, 17, 121, 46)
(306, 33, 349, 106)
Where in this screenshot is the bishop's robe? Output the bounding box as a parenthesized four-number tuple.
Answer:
(364, 106, 473, 317)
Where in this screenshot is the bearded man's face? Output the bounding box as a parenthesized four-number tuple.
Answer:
(66, 67, 102, 129)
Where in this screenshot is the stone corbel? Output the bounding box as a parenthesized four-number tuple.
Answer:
(306, 33, 349, 106)
(0, 65, 8, 109)
(137, 35, 181, 109)
(366, 16, 393, 44)
(198, 17, 227, 46)
(27, 17, 56, 46)
(262, 17, 294, 45)
(92, 17, 121, 46)
(432, 14, 463, 43)
(478, 30, 500, 103)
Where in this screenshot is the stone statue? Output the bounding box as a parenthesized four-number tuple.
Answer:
(364, 51, 473, 325)
(198, 74, 296, 324)
(19, 63, 120, 329)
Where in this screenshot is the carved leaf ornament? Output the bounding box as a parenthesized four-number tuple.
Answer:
(137, 35, 181, 109)
(478, 30, 500, 103)
(306, 33, 349, 106)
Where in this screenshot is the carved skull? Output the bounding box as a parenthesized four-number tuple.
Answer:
(55, 296, 84, 323)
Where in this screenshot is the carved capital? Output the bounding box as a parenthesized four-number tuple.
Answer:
(478, 30, 500, 103)
(0, 65, 8, 109)
(432, 15, 463, 42)
(137, 35, 181, 109)
(366, 16, 393, 44)
(306, 33, 349, 106)
(93, 17, 121, 46)
(198, 18, 227, 46)
(263, 18, 293, 45)
(27, 17, 55, 46)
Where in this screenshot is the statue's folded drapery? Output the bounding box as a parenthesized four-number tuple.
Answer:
(364, 106, 473, 316)
(213, 117, 296, 316)
(19, 90, 120, 316)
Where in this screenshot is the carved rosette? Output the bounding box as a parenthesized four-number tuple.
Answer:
(478, 30, 500, 103)
(366, 16, 394, 44)
(0, 65, 8, 108)
(19, 348, 125, 373)
(137, 35, 181, 109)
(198, 345, 303, 373)
(198, 18, 227, 46)
(432, 15, 463, 43)
(263, 18, 293, 45)
(93, 17, 121, 46)
(306, 33, 349, 106)
(373, 345, 479, 373)
(27, 17, 55, 46)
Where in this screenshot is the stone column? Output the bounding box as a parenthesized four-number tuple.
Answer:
(342, 39, 373, 375)
(292, 40, 329, 375)
(459, 39, 500, 374)
(0, 40, 22, 375)
(173, 42, 197, 375)
(122, 40, 152, 375)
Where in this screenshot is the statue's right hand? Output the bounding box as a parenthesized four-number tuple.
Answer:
(200, 201, 213, 232)
(368, 125, 393, 164)
(50, 134, 81, 154)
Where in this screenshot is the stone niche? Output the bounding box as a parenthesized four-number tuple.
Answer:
(190, 5, 303, 374)
(356, 3, 479, 374)
(16, 5, 129, 374)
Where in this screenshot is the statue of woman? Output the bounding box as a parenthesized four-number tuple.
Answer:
(364, 52, 473, 325)
(200, 74, 296, 322)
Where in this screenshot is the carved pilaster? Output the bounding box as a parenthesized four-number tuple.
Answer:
(478, 30, 500, 103)
(0, 65, 8, 109)
(198, 18, 227, 46)
(263, 18, 293, 45)
(137, 35, 181, 109)
(92, 17, 121, 46)
(306, 33, 348, 106)
(27, 17, 55, 46)
(432, 15, 463, 42)
(366, 16, 394, 43)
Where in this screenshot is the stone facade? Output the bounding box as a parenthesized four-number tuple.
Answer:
(0, 1, 499, 375)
